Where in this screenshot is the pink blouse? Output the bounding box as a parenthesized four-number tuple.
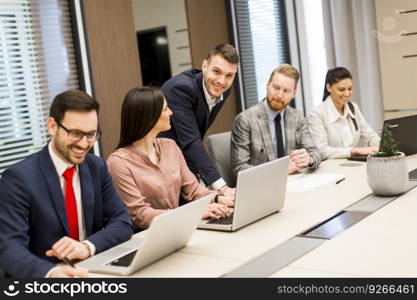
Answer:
(107, 138, 213, 228)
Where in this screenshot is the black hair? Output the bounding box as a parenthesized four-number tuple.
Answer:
(322, 67, 352, 101)
(50, 90, 99, 123)
(116, 86, 165, 149)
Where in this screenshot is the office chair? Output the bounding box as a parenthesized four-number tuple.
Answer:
(207, 131, 236, 188)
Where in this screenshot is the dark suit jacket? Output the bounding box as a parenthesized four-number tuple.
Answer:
(159, 68, 231, 185)
(0, 146, 133, 277)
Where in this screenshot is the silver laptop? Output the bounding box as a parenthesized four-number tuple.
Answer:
(198, 156, 289, 232)
(77, 194, 213, 275)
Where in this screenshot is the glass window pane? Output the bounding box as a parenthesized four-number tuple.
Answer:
(0, 0, 79, 174)
(233, 0, 290, 109)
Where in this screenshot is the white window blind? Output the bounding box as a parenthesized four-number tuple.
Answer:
(232, 0, 290, 109)
(0, 0, 79, 174)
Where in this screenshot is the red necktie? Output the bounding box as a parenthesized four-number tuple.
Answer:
(63, 166, 79, 241)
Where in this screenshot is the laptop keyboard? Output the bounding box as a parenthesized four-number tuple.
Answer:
(108, 250, 138, 267)
(348, 155, 367, 162)
(207, 212, 234, 225)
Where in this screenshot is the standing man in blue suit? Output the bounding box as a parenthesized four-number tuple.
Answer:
(0, 90, 133, 278)
(160, 44, 239, 201)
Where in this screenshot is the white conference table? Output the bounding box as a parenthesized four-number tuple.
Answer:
(90, 155, 417, 277)
(272, 158, 417, 278)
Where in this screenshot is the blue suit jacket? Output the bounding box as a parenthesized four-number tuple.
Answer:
(0, 146, 133, 277)
(160, 68, 232, 185)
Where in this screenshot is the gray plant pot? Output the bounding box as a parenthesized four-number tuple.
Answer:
(366, 152, 408, 196)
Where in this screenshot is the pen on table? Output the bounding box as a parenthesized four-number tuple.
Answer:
(62, 257, 76, 268)
(336, 177, 346, 184)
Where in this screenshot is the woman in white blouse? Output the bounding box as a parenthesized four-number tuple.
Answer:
(308, 67, 380, 159)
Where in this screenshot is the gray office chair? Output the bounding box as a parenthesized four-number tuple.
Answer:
(207, 131, 236, 188)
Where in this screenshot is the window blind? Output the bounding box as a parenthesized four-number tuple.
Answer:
(0, 0, 79, 174)
(232, 0, 290, 109)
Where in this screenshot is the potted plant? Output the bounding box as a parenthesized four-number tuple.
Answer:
(367, 124, 408, 196)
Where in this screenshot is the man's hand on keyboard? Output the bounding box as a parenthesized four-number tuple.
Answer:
(203, 203, 231, 219)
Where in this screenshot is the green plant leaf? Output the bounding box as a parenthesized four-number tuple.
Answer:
(375, 124, 400, 157)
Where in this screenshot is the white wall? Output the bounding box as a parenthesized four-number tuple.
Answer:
(321, 0, 384, 131)
(374, 0, 417, 120)
(132, 0, 192, 76)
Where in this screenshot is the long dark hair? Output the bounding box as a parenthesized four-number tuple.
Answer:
(322, 67, 352, 101)
(116, 86, 165, 149)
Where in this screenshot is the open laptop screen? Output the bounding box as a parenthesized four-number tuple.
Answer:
(384, 114, 417, 156)
(348, 114, 417, 162)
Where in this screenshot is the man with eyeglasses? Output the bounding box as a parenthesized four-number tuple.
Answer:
(0, 90, 133, 278)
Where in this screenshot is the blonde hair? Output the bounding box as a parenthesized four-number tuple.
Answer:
(267, 64, 299, 86)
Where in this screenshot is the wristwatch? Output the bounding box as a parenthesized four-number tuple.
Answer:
(214, 193, 220, 203)
(308, 154, 315, 168)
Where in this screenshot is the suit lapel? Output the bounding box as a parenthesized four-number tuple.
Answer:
(38, 146, 69, 236)
(195, 71, 211, 130)
(284, 108, 295, 153)
(78, 160, 94, 236)
(255, 103, 275, 160)
(196, 71, 206, 107)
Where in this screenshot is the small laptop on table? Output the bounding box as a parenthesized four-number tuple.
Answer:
(77, 194, 213, 275)
(198, 156, 289, 232)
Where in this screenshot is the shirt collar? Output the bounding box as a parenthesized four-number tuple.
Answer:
(325, 96, 355, 124)
(262, 98, 283, 122)
(48, 142, 75, 177)
(202, 78, 223, 103)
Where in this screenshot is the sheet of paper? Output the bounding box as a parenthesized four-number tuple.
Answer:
(287, 173, 345, 192)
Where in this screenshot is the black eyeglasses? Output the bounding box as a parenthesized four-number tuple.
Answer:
(56, 121, 101, 142)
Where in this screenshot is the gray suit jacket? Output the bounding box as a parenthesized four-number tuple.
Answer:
(231, 101, 321, 177)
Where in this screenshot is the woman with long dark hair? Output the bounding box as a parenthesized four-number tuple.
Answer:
(108, 87, 233, 229)
(308, 67, 380, 159)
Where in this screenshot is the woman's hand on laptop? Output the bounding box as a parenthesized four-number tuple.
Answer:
(203, 203, 231, 219)
(351, 146, 379, 156)
(45, 236, 91, 261)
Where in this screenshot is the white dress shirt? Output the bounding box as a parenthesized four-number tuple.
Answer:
(202, 79, 224, 112)
(308, 97, 380, 159)
(202, 80, 226, 190)
(49, 142, 86, 241)
(46, 142, 95, 277)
